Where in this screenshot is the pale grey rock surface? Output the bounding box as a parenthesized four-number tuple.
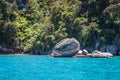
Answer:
(50, 38, 80, 57)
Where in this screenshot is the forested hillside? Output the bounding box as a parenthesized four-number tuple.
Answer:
(0, 0, 120, 55)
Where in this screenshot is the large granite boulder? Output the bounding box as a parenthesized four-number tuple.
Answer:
(50, 38, 80, 57)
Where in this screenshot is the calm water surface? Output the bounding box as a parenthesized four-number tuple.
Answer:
(0, 55, 120, 80)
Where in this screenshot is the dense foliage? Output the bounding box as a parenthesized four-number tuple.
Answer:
(0, 0, 120, 54)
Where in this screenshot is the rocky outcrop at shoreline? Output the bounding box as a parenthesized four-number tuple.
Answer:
(50, 38, 113, 58)
(74, 50, 113, 58)
(50, 38, 80, 57)
(0, 46, 23, 54)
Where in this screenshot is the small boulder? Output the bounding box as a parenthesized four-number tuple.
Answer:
(77, 50, 82, 55)
(82, 49, 88, 55)
(91, 50, 113, 58)
(74, 49, 91, 57)
(50, 38, 80, 57)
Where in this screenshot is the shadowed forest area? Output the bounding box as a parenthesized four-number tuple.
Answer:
(0, 0, 120, 55)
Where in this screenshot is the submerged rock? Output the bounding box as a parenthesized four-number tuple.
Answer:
(50, 38, 80, 57)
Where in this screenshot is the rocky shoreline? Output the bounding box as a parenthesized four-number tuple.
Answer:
(73, 50, 113, 58)
(50, 38, 114, 58)
(0, 38, 118, 57)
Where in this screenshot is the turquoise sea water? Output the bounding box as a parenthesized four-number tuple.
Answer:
(0, 55, 120, 80)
